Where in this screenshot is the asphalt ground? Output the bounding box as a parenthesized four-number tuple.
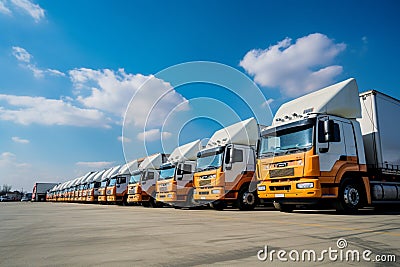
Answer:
(0, 202, 399, 266)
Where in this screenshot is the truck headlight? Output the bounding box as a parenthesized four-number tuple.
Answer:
(257, 185, 266, 191)
(296, 182, 314, 189)
(167, 194, 172, 198)
(211, 189, 221, 194)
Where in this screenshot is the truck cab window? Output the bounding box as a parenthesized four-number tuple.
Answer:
(318, 121, 341, 143)
(232, 149, 243, 163)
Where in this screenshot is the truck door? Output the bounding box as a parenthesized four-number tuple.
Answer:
(116, 176, 127, 194)
(176, 163, 194, 190)
(317, 117, 346, 172)
(142, 170, 157, 194)
(224, 145, 247, 183)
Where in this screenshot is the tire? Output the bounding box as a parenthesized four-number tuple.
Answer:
(184, 190, 197, 208)
(142, 201, 150, 207)
(335, 178, 364, 214)
(121, 195, 128, 206)
(236, 186, 257, 211)
(273, 202, 294, 212)
(210, 200, 226, 211)
(149, 193, 163, 208)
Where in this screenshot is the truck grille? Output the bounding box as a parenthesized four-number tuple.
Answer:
(269, 185, 291, 191)
(199, 180, 211, 186)
(269, 168, 294, 178)
(128, 189, 136, 194)
(159, 186, 168, 192)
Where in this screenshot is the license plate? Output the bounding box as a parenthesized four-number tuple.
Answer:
(275, 193, 285, 198)
(201, 196, 206, 200)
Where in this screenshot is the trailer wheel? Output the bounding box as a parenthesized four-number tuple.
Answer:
(273, 202, 294, 212)
(236, 186, 257, 211)
(335, 178, 364, 214)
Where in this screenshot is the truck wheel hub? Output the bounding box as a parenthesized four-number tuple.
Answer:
(243, 192, 255, 205)
(344, 186, 359, 206)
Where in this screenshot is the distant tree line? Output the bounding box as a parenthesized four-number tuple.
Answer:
(1, 184, 12, 193)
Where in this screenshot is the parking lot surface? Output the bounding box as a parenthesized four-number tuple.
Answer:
(0, 202, 399, 266)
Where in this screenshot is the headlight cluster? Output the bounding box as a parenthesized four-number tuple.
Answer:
(296, 182, 314, 189)
(211, 189, 221, 194)
(257, 185, 266, 191)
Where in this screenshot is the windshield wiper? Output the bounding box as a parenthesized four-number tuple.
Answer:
(259, 152, 275, 158)
(282, 145, 309, 154)
(196, 165, 217, 172)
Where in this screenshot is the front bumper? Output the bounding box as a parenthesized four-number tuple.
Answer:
(107, 195, 116, 202)
(98, 195, 107, 202)
(257, 178, 322, 200)
(127, 193, 141, 203)
(193, 186, 224, 201)
(156, 192, 176, 203)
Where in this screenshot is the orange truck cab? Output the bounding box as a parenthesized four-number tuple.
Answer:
(86, 170, 105, 203)
(156, 140, 201, 208)
(127, 153, 168, 207)
(98, 166, 121, 204)
(257, 78, 400, 213)
(193, 118, 261, 210)
(106, 160, 140, 205)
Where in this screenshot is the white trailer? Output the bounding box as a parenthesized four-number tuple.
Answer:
(32, 182, 58, 202)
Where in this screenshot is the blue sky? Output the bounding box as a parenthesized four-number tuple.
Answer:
(1, 0, 399, 192)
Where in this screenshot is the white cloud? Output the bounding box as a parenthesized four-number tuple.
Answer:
(69, 68, 189, 127)
(240, 33, 346, 97)
(0, 94, 111, 128)
(76, 161, 115, 169)
(117, 136, 131, 143)
(0, 152, 31, 168)
(12, 136, 30, 144)
(12, 46, 65, 78)
(137, 129, 172, 142)
(12, 46, 31, 63)
(0, 1, 11, 15)
(10, 0, 44, 22)
(261, 98, 275, 108)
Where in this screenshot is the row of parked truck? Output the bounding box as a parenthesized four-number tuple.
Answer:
(46, 78, 400, 213)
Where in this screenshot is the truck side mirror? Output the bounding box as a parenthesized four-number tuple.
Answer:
(323, 120, 335, 142)
(225, 147, 233, 170)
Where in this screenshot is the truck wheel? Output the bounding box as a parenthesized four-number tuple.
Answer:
(210, 200, 226, 211)
(122, 195, 128, 206)
(237, 187, 257, 211)
(273, 202, 294, 212)
(185, 190, 197, 208)
(335, 179, 364, 214)
(149, 194, 163, 208)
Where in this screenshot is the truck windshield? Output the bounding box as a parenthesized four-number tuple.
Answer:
(89, 183, 94, 189)
(109, 178, 117, 186)
(196, 150, 223, 172)
(100, 180, 108, 188)
(259, 124, 313, 158)
(159, 166, 175, 180)
(129, 172, 141, 184)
